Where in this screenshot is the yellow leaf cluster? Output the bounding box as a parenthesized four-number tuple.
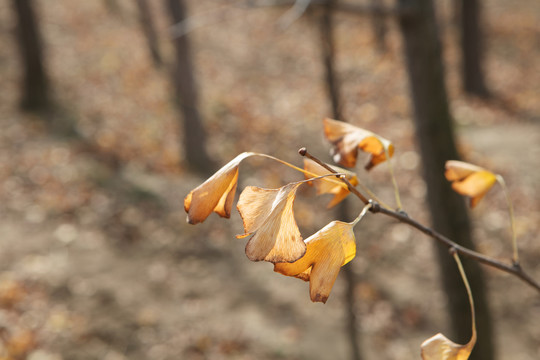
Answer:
(183, 151, 366, 302)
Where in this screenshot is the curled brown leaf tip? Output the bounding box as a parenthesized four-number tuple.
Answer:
(184, 152, 254, 224)
(323, 118, 394, 170)
(237, 182, 306, 263)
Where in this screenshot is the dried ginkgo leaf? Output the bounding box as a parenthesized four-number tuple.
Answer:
(323, 118, 394, 170)
(185, 152, 254, 224)
(237, 181, 306, 263)
(303, 159, 358, 208)
(420, 333, 475, 360)
(444, 160, 497, 208)
(273, 220, 357, 303)
(421, 251, 476, 360)
(274, 203, 372, 303)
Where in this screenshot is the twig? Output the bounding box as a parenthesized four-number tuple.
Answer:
(299, 147, 540, 293)
(299, 147, 369, 203)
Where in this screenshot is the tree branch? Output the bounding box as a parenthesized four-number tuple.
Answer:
(299, 147, 540, 293)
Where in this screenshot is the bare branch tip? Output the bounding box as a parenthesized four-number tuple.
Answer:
(298, 147, 307, 156)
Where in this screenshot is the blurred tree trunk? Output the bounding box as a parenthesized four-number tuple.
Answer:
(369, 0, 388, 53)
(319, 0, 343, 120)
(12, 0, 50, 112)
(104, 0, 122, 16)
(166, 0, 215, 174)
(136, 0, 163, 68)
(460, 0, 490, 97)
(396, 1, 495, 359)
(319, 2, 362, 360)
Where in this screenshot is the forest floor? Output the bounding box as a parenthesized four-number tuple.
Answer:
(0, 0, 539, 359)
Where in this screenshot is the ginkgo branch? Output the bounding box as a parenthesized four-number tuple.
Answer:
(299, 147, 540, 293)
(299, 147, 388, 207)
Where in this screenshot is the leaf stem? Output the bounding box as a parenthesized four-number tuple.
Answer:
(384, 145, 403, 210)
(351, 203, 373, 226)
(451, 250, 477, 348)
(495, 174, 519, 265)
(255, 152, 347, 188)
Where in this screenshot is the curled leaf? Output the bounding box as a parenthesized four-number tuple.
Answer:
(274, 220, 357, 303)
(444, 160, 497, 208)
(237, 181, 306, 263)
(323, 118, 394, 170)
(420, 333, 475, 360)
(303, 159, 358, 208)
(185, 152, 254, 224)
(421, 252, 476, 360)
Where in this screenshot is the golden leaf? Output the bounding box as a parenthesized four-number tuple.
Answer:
(421, 252, 476, 360)
(237, 181, 306, 263)
(274, 220, 357, 303)
(444, 160, 497, 208)
(421, 333, 475, 360)
(185, 152, 254, 224)
(303, 159, 359, 208)
(323, 118, 394, 170)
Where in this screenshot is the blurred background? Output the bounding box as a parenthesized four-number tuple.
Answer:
(0, 0, 539, 359)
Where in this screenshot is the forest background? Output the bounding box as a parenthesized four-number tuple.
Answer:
(0, 0, 539, 359)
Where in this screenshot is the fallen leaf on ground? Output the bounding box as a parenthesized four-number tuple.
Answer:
(5, 330, 37, 358)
